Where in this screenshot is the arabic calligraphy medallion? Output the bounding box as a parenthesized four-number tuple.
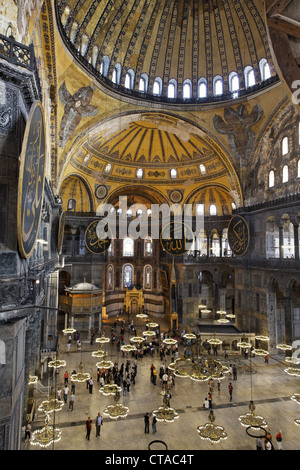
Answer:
(84, 220, 111, 254)
(227, 215, 250, 256)
(160, 221, 194, 255)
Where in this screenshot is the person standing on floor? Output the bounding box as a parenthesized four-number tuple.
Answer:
(89, 377, 94, 394)
(25, 421, 31, 441)
(64, 371, 68, 385)
(63, 384, 69, 403)
(85, 417, 92, 440)
(69, 392, 75, 411)
(228, 382, 233, 401)
(152, 415, 157, 434)
(256, 437, 263, 450)
(57, 387, 62, 401)
(144, 412, 150, 433)
(233, 365, 237, 380)
(95, 412, 103, 437)
(276, 430, 283, 450)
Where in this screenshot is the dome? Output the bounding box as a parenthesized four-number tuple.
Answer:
(56, 0, 278, 103)
(66, 281, 101, 293)
(60, 175, 93, 212)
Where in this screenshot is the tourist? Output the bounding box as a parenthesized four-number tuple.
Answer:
(228, 382, 233, 401)
(144, 412, 150, 433)
(85, 417, 92, 440)
(152, 415, 157, 434)
(95, 412, 103, 436)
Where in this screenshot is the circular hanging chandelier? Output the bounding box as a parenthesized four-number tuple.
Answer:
(163, 338, 177, 346)
(143, 329, 156, 337)
(31, 414, 62, 448)
(99, 382, 122, 397)
(96, 334, 110, 344)
(38, 398, 64, 414)
(96, 357, 114, 370)
(253, 335, 269, 356)
(29, 375, 38, 385)
(183, 332, 197, 341)
(284, 366, 300, 377)
(91, 347, 106, 358)
(136, 313, 148, 320)
(71, 362, 91, 382)
(291, 393, 300, 404)
(48, 355, 66, 369)
(62, 327, 76, 335)
(146, 322, 159, 329)
(120, 343, 137, 353)
(207, 334, 222, 346)
(103, 402, 129, 419)
(237, 336, 251, 348)
(152, 404, 179, 423)
(197, 410, 227, 444)
(276, 343, 292, 351)
(130, 334, 145, 344)
(238, 401, 267, 428)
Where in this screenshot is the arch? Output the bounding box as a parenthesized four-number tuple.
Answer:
(153, 77, 162, 96)
(198, 77, 207, 98)
(123, 237, 134, 256)
(100, 55, 110, 77)
(124, 68, 135, 90)
(139, 73, 148, 93)
(182, 79, 192, 99)
(259, 58, 271, 81)
(123, 264, 134, 288)
(244, 66, 255, 88)
(112, 63, 122, 84)
(282, 136, 289, 155)
(167, 79, 177, 99)
(268, 170, 275, 188)
(282, 164, 289, 183)
(213, 75, 223, 96)
(144, 265, 152, 289)
(59, 175, 93, 212)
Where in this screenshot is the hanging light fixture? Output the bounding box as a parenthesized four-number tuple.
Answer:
(31, 414, 62, 448)
(197, 410, 227, 444)
(99, 380, 122, 397)
(48, 353, 66, 369)
(163, 338, 177, 346)
(207, 333, 222, 346)
(103, 391, 129, 420)
(29, 375, 38, 385)
(238, 401, 267, 428)
(71, 362, 91, 382)
(237, 335, 251, 349)
(38, 397, 64, 414)
(120, 343, 137, 353)
(96, 352, 114, 370)
(152, 404, 179, 423)
(62, 326, 76, 335)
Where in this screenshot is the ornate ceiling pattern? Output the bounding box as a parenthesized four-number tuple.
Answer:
(56, 0, 277, 101)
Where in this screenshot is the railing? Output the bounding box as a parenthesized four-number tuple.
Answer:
(0, 33, 41, 97)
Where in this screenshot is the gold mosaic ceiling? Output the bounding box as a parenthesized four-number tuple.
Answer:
(56, 0, 276, 100)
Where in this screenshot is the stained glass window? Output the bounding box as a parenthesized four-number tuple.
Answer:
(123, 264, 133, 288)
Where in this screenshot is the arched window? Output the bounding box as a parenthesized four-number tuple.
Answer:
(244, 66, 256, 88)
(136, 168, 143, 179)
(80, 34, 89, 56)
(196, 204, 205, 216)
(266, 217, 280, 259)
(61, 6, 71, 26)
(107, 265, 114, 290)
(198, 78, 207, 98)
(213, 76, 223, 96)
(269, 170, 275, 188)
(124, 69, 135, 89)
(167, 80, 177, 99)
(183, 79, 192, 99)
(259, 58, 271, 81)
(229, 72, 239, 98)
(123, 264, 133, 288)
(67, 199, 76, 211)
(139, 73, 148, 93)
(144, 265, 152, 289)
(282, 164, 289, 183)
(153, 77, 162, 96)
(91, 46, 99, 68)
(199, 164, 206, 175)
(222, 228, 232, 257)
(211, 231, 220, 257)
(104, 163, 112, 174)
(170, 168, 177, 179)
(282, 136, 289, 155)
(209, 204, 217, 216)
(69, 21, 79, 43)
(123, 238, 134, 256)
(100, 55, 110, 77)
(112, 63, 121, 85)
(145, 237, 152, 255)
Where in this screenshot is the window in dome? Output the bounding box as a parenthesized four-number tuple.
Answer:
(245, 66, 255, 88)
(123, 264, 133, 288)
(198, 78, 207, 98)
(123, 238, 134, 256)
(153, 78, 162, 96)
(136, 168, 143, 179)
(268, 170, 275, 188)
(139, 73, 148, 93)
(136, 209, 143, 217)
(80, 34, 89, 56)
(104, 163, 112, 174)
(213, 76, 223, 96)
(92, 46, 98, 68)
(61, 6, 71, 26)
(145, 237, 152, 255)
(167, 80, 177, 98)
(199, 164, 206, 175)
(112, 63, 121, 85)
(259, 58, 271, 81)
(170, 168, 177, 179)
(124, 69, 135, 89)
(100, 55, 110, 77)
(229, 72, 240, 98)
(282, 136, 289, 155)
(69, 22, 79, 43)
(183, 80, 192, 99)
(209, 204, 217, 216)
(231, 202, 236, 210)
(126, 209, 133, 217)
(283, 164, 289, 183)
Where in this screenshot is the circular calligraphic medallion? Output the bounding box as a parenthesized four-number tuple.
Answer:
(95, 185, 108, 200)
(17, 101, 46, 258)
(228, 215, 250, 256)
(57, 211, 66, 255)
(84, 220, 111, 254)
(160, 221, 194, 255)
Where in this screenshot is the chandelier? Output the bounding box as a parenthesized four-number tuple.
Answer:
(276, 343, 292, 351)
(207, 333, 222, 346)
(31, 414, 62, 448)
(103, 391, 129, 420)
(237, 335, 251, 348)
(29, 375, 38, 385)
(91, 346, 106, 358)
(96, 333, 110, 344)
(120, 343, 137, 353)
(99, 381, 122, 397)
(238, 401, 267, 428)
(163, 338, 177, 346)
(96, 354, 114, 370)
(197, 410, 227, 444)
(152, 404, 179, 423)
(48, 353, 66, 369)
(216, 310, 230, 324)
(62, 326, 76, 335)
(71, 362, 91, 382)
(38, 398, 64, 414)
(253, 335, 269, 356)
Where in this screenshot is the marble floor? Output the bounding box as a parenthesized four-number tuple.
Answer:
(22, 317, 300, 453)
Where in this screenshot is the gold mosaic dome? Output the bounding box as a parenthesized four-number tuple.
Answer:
(56, 0, 277, 103)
